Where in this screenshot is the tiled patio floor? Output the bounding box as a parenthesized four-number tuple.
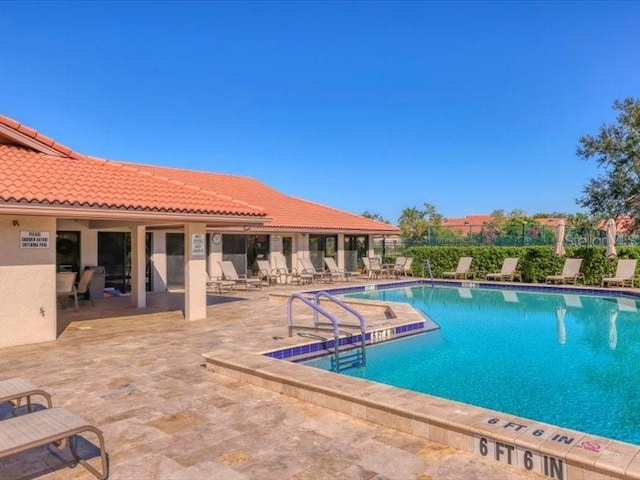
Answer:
(0, 282, 545, 479)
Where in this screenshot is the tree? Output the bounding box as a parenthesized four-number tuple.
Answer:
(398, 207, 428, 240)
(361, 211, 389, 224)
(577, 97, 640, 229)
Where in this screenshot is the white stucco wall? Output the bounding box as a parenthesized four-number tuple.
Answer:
(0, 215, 57, 348)
(152, 232, 167, 292)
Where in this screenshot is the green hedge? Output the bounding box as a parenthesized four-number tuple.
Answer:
(395, 246, 640, 285)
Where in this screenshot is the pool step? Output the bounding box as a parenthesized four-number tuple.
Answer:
(331, 348, 365, 372)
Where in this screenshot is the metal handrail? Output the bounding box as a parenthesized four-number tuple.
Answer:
(313, 291, 366, 334)
(286, 291, 367, 372)
(313, 291, 367, 371)
(286, 293, 339, 338)
(423, 259, 435, 287)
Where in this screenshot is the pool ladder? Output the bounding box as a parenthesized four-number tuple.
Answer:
(423, 259, 435, 287)
(287, 291, 367, 372)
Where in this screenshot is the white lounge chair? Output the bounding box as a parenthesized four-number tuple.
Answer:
(486, 258, 521, 282)
(272, 253, 309, 285)
(442, 257, 474, 279)
(602, 259, 638, 288)
(0, 377, 52, 413)
(256, 260, 280, 286)
(323, 257, 346, 282)
(206, 274, 236, 294)
(0, 407, 108, 479)
(219, 261, 262, 290)
(298, 258, 329, 283)
(546, 258, 584, 284)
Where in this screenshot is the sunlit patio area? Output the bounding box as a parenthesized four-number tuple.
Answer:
(0, 281, 546, 480)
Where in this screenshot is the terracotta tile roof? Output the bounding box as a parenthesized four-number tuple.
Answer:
(442, 215, 494, 234)
(597, 217, 635, 233)
(0, 113, 395, 232)
(0, 145, 265, 217)
(0, 114, 76, 158)
(130, 163, 400, 234)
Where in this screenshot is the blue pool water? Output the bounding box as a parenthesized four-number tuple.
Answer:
(303, 285, 640, 445)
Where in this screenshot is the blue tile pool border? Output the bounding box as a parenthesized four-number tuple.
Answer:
(263, 319, 427, 361)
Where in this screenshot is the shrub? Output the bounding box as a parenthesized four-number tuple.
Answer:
(400, 246, 640, 285)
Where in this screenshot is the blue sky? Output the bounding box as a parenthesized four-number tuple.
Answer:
(1, 1, 639, 224)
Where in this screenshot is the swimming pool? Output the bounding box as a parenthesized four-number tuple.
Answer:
(303, 285, 640, 445)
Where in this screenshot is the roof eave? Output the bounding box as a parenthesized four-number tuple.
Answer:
(0, 203, 270, 225)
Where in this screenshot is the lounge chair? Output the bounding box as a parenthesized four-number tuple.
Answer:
(256, 260, 280, 286)
(545, 258, 584, 284)
(602, 259, 638, 288)
(206, 274, 236, 294)
(0, 378, 52, 413)
(486, 258, 521, 282)
(272, 253, 309, 285)
(219, 261, 262, 290)
(56, 272, 78, 311)
(442, 257, 474, 279)
(0, 407, 108, 479)
(322, 257, 346, 281)
(323, 257, 362, 282)
(298, 258, 329, 283)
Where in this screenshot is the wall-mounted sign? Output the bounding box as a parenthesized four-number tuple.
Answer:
(191, 233, 205, 256)
(20, 231, 50, 249)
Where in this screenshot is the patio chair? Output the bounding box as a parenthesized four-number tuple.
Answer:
(367, 256, 384, 279)
(219, 261, 262, 290)
(442, 257, 474, 279)
(56, 272, 78, 311)
(299, 258, 329, 283)
(486, 258, 521, 282)
(602, 259, 638, 288)
(545, 258, 584, 285)
(0, 378, 52, 413)
(362, 257, 373, 279)
(75, 268, 96, 306)
(0, 407, 108, 479)
(402, 257, 414, 277)
(256, 260, 280, 286)
(392, 257, 407, 278)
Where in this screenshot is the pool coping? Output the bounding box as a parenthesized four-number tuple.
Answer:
(203, 280, 640, 480)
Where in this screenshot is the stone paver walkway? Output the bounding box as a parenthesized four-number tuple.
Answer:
(0, 284, 545, 479)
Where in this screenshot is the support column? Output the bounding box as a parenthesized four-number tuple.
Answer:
(337, 233, 345, 268)
(184, 222, 207, 321)
(367, 234, 375, 258)
(131, 225, 146, 308)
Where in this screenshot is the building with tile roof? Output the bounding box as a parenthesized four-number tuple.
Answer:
(0, 114, 399, 348)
